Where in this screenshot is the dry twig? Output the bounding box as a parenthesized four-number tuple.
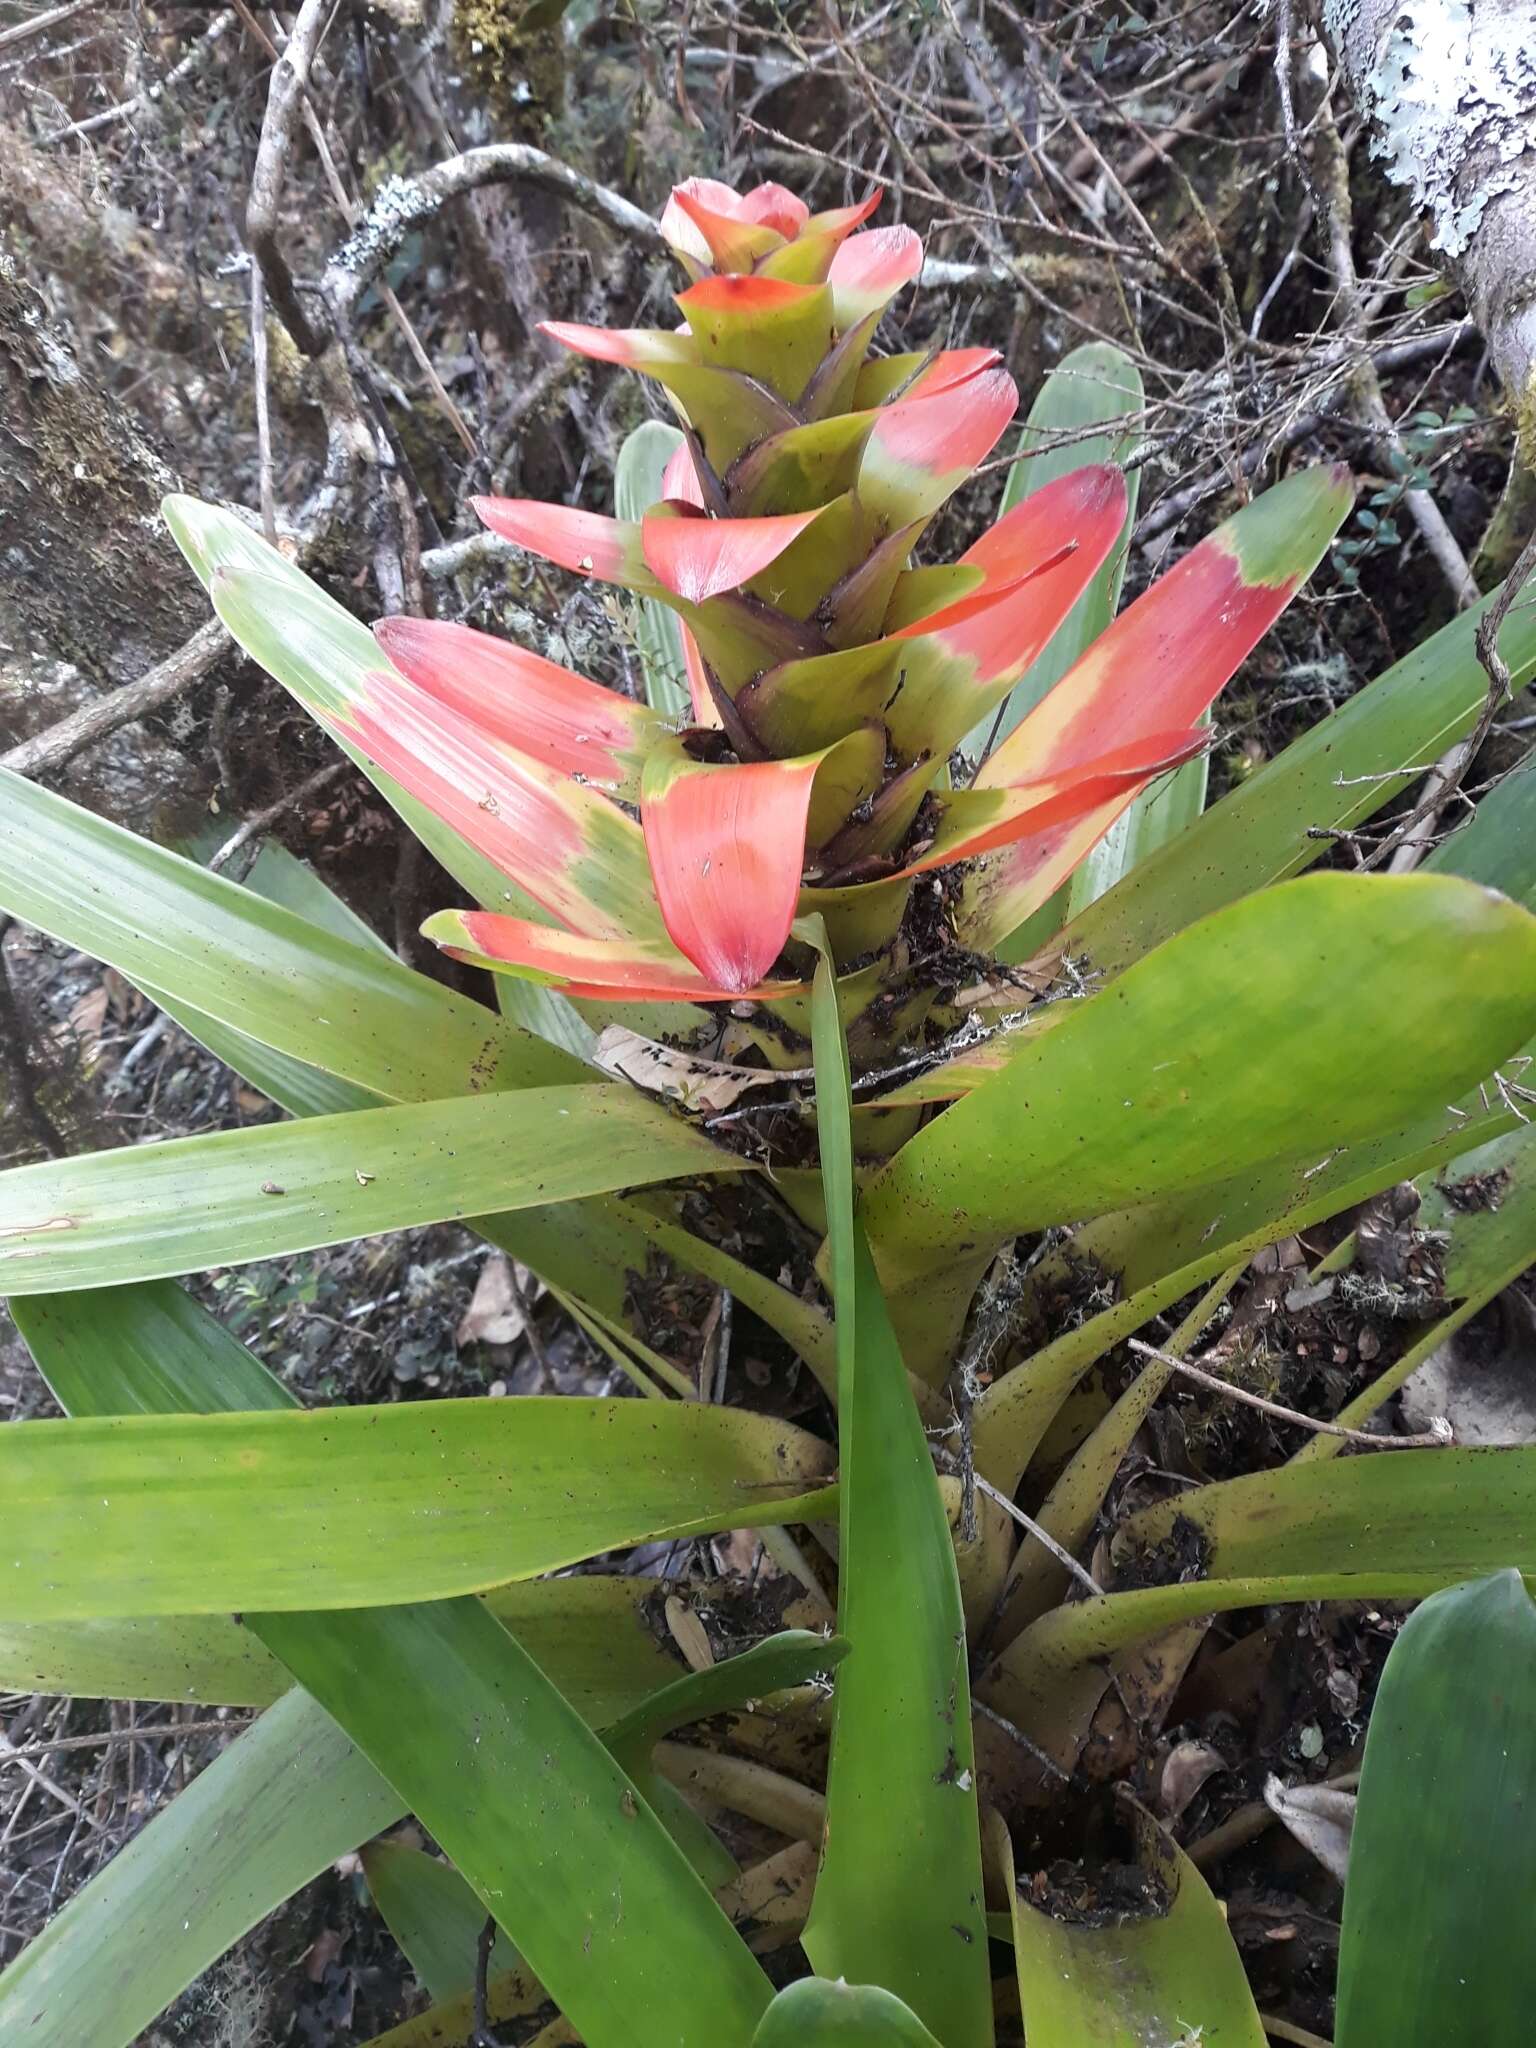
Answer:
(1, 618, 230, 781)
(246, 0, 331, 355)
(1127, 1339, 1453, 1448)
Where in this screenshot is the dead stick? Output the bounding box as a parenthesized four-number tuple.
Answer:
(206, 759, 349, 873)
(0, 0, 96, 52)
(1, 618, 229, 781)
(245, 0, 331, 356)
(1126, 1339, 1452, 1448)
(470, 1913, 503, 2048)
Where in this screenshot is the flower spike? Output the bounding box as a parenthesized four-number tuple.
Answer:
(204, 174, 1350, 1019)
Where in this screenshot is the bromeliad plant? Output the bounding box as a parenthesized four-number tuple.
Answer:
(201, 180, 1342, 1018)
(4, 176, 1536, 2047)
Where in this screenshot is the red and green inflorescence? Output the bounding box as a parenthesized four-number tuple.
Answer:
(337, 177, 1352, 1004)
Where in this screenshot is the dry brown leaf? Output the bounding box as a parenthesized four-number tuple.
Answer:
(456, 1252, 542, 1348)
(1159, 1738, 1227, 1820)
(67, 984, 109, 1046)
(594, 1026, 792, 1114)
(664, 1594, 716, 1673)
(1263, 1773, 1356, 1882)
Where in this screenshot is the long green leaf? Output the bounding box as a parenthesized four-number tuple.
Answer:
(0, 1611, 288, 1707)
(1070, 575, 1536, 976)
(801, 928, 992, 2048)
(866, 871, 1536, 1375)
(0, 763, 580, 1095)
(159, 827, 481, 1113)
(257, 1595, 774, 2048)
(362, 1842, 489, 2004)
(995, 1803, 1265, 2047)
(1133, 1444, 1536, 1600)
(604, 1631, 847, 1761)
(615, 420, 692, 715)
(1336, 1570, 1536, 2047)
(176, 823, 391, 949)
(0, 1278, 792, 2048)
(1425, 748, 1536, 901)
(0, 1084, 737, 1291)
(983, 1446, 1536, 1756)
(0, 1687, 401, 2048)
(753, 1978, 944, 2046)
(0, 1396, 833, 1620)
(0, 1572, 696, 1712)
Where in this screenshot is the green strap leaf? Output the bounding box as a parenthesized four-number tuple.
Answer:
(0, 1392, 833, 1620)
(1424, 747, 1536, 901)
(604, 1630, 847, 1762)
(0, 763, 581, 1095)
(0, 1610, 286, 1706)
(992, 1804, 1265, 2047)
(866, 871, 1536, 1377)
(984, 1447, 1536, 1763)
(1337, 1570, 1536, 2048)
(752, 1977, 945, 2045)
(800, 925, 993, 2048)
(0, 1083, 738, 1292)
(0, 1278, 789, 2048)
(177, 825, 392, 948)
(256, 1595, 774, 2048)
(0, 1573, 697, 1713)
(362, 1841, 491, 2004)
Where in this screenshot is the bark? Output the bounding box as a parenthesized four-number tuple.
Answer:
(1325, 0, 1536, 437)
(0, 130, 214, 360)
(0, 245, 197, 696)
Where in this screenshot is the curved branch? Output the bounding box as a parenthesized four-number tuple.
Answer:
(321, 145, 667, 329)
(1, 619, 230, 781)
(247, 0, 331, 356)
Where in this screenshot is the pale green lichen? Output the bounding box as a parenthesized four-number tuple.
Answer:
(1325, 0, 1536, 257)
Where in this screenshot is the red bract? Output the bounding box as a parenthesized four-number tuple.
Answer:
(341, 178, 1351, 1006)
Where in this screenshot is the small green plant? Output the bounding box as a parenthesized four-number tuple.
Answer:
(3, 175, 1536, 2046)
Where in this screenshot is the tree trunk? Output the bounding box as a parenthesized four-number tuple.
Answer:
(0, 248, 197, 693)
(1325, 0, 1536, 437)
